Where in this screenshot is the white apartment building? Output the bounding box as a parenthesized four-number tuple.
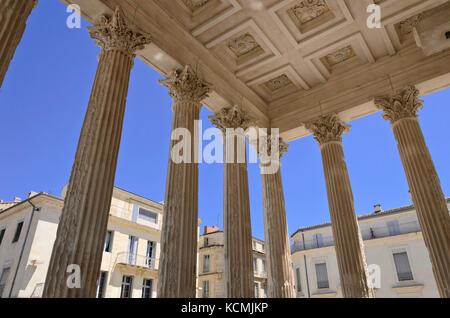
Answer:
(0, 187, 164, 298)
(197, 226, 268, 298)
(290, 200, 450, 298)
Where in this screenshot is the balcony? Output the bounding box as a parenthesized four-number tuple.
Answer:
(254, 271, 268, 279)
(114, 252, 159, 271)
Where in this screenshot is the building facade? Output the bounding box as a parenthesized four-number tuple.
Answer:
(290, 200, 450, 298)
(0, 188, 164, 298)
(197, 226, 268, 298)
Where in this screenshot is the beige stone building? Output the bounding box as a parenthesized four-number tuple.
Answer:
(1, 0, 449, 298)
(291, 200, 450, 298)
(197, 226, 268, 298)
(0, 188, 164, 298)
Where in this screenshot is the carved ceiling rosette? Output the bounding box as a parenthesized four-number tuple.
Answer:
(325, 46, 355, 66)
(304, 114, 350, 145)
(374, 86, 424, 124)
(209, 105, 256, 132)
(228, 33, 260, 58)
(87, 7, 151, 58)
(158, 65, 212, 103)
(290, 0, 329, 24)
(182, 0, 210, 10)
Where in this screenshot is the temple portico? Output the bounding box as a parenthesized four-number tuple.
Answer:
(1, 0, 449, 298)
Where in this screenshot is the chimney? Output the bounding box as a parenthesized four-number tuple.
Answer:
(374, 204, 382, 213)
(204, 226, 219, 234)
(13, 197, 21, 203)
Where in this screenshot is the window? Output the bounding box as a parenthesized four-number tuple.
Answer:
(96, 272, 107, 298)
(254, 282, 259, 298)
(263, 284, 267, 298)
(0, 266, 11, 298)
(12, 221, 24, 243)
(393, 252, 414, 281)
(315, 262, 329, 289)
(142, 279, 153, 298)
(204, 238, 209, 247)
(262, 260, 266, 273)
(146, 241, 155, 268)
(203, 255, 210, 273)
(0, 228, 5, 246)
(104, 231, 113, 252)
(202, 280, 210, 298)
(313, 233, 324, 248)
(138, 208, 158, 224)
(127, 236, 138, 265)
(253, 258, 257, 272)
(387, 220, 400, 236)
(120, 275, 133, 298)
(296, 268, 302, 292)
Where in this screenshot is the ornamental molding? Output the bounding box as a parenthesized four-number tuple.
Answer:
(87, 7, 151, 58)
(158, 65, 211, 103)
(374, 86, 424, 124)
(209, 105, 255, 131)
(304, 114, 350, 145)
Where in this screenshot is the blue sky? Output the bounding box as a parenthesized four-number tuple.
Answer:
(0, 1, 449, 241)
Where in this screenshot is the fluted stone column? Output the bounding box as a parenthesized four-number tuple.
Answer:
(259, 135, 296, 298)
(43, 8, 151, 298)
(210, 106, 254, 298)
(0, 0, 37, 88)
(305, 115, 374, 298)
(157, 65, 211, 298)
(375, 86, 450, 298)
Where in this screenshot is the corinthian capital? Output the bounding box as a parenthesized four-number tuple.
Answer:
(159, 65, 211, 103)
(88, 7, 151, 57)
(304, 114, 350, 145)
(209, 105, 255, 132)
(374, 85, 424, 124)
(257, 134, 289, 159)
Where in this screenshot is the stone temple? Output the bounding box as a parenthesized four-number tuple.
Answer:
(1, 0, 449, 298)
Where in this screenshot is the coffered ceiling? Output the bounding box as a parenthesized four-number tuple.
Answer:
(61, 0, 450, 141)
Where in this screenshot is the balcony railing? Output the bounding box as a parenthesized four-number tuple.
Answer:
(254, 270, 268, 278)
(114, 252, 159, 270)
(292, 220, 421, 253)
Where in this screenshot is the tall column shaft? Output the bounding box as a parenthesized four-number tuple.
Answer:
(320, 142, 373, 298)
(0, 0, 37, 88)
(158, 101, 200, 298)
(393, 118, 450, 297)
(261, 166, 296, 298)
(305, 114, 373, 298)
(224, 138, 254, 297)
(375, 86, 450, 298)
(42, 8, 150, 298)
(210, 106, 254, 298)
(157, 66, 210, 298)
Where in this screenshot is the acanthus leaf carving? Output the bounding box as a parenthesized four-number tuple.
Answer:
(159, 65, 211, 103)
(209, 105, 256, 131)
(304, 114, 350, 145)
(374, 85, 424, 124)
(87, 7, 151, 58)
